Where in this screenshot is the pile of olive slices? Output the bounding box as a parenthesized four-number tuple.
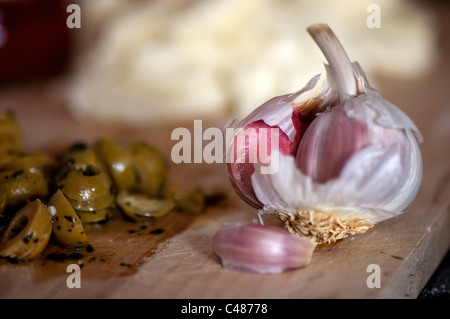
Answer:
(0, 111, 222, 261)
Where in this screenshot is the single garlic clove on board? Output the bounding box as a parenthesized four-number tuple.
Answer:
(212, 223, 315, 274)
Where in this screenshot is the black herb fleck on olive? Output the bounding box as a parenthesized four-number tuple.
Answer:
(64, 215, 75, 223)
(22, 233, 32, 244)
(57, 169, 69, 182)
(11, 169, 25, 180)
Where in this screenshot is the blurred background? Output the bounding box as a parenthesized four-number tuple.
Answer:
(0, 0, 448, 299)
(0, 0, 442, 125)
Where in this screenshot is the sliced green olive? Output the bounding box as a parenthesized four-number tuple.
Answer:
(61, 143, 106, 169)
(0, 169, 50, 207)
(197, 186, 227, 206)
(0, 136, 22, 155)
(125, 142, 168, 197)
(0, 199, 52, 260)
(48, 189, 89, 248)
(58, 165, 114, 202)
(0, 152, 57, 173)
(66, 192, 115, 212)
(164, 186, 205, 214)
(116, 191, 175, 221)
(61, 142, 92, 161)
(76, 206, 116, 224)
(94, 138, 137, 192)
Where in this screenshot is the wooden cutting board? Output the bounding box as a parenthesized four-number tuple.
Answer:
(0, 72, 449, 300)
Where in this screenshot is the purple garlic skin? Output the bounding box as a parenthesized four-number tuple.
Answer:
(212, 223, 315, 274)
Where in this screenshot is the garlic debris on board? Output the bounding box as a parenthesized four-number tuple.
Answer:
(212, 223, 315, 274)
(225, 24, 423, 244)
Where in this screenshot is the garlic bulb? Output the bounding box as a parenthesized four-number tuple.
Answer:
(212, 223, 314, 274)
(226, 24, 423, 244)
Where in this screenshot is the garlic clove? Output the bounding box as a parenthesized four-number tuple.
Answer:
(225, 75, 321, 209)
(296, 96, 410, 185)
(212, 223, 315, 274)
(226, 120, 286, 209)
(296, 104, 370, 184)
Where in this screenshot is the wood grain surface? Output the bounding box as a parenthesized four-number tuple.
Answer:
(1, 5, 450, 300)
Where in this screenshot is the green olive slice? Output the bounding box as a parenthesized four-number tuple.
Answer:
(125, 142, 168, 197)
(58, 166, 113, 202)
(66, 192, 115, 212)
(0, 153, 57, 173)
(61, 143, 101, 166)
(117, 191, 175, 221)
(48, 190, 89, 248)
(0, 199, 52, 260)
(94, 138, 137, 192)
(164, 186, 205, 214)
(0, 169, 50, 207)
(0, 136, 22, 154)
(59, 144, 108, 177)
(76, 206, 116, 224)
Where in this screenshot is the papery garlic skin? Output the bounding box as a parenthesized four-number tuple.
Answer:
(212, 223, 315, 274)
(226, 24, 423, 244)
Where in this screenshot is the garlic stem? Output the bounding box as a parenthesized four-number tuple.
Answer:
(307, 24, 357, 102)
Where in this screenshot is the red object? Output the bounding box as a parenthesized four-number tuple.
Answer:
(0, 0, 71, 83)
